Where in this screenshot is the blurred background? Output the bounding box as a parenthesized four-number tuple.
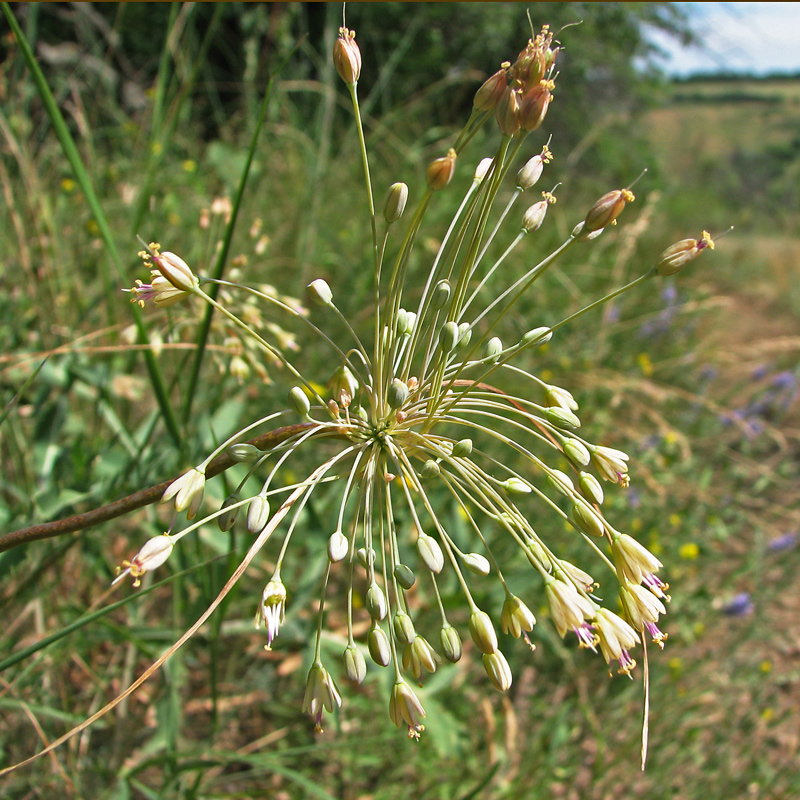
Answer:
(1, 3, 798, 798)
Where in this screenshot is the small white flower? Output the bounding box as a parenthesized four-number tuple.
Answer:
(113, 534, 174, 588)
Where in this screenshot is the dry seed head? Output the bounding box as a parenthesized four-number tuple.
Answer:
(583, 188, 635, 233)
(519, 80, 554, 132)
(333, 27, 361, 85)
(655, 230, 714, 276)
(495, 82, 522, 136)
(473, 65, 510, 111)
(426, 148, 457, 191)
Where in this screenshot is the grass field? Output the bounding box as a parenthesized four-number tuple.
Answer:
(2, 8, 799, 799)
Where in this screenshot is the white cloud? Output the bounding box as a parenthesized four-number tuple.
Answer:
(647, 2, 800, 76)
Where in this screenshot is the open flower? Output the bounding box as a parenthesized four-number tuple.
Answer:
(114, 534, 174, 588)
(255, 577, 287, 649)
(302, 663, 342, 732)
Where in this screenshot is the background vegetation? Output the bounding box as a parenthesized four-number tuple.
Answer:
(1, 3, 799, 798)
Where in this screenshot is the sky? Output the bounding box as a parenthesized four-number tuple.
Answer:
(647, 2, 800, 76)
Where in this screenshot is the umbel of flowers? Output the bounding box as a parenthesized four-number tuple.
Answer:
(119, 22, 715, 738)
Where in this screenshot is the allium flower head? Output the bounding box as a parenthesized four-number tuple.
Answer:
(113, 15, 721, 741)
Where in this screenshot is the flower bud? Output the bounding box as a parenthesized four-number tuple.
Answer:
(383, 182, 408, 223)
(495, 82, 521, 136)
(464, 552, 491, 576)
(417, 533, 444, 573)
(474, 157, 494, 182)
(420, 459, 440, 479)
(484, 336, 503, 362)
(440, 623, 463, 662)
(328, 530, 349, 562)
(432, 279, 451, 308)
(563, 438, 591, 466)
(482, 651, 513, 691)
(343, 644, 367, 684)
(469, 609, 498, 654)
(451, 438, 473, 458)
(367, 583, 388, 621)
(357, 546, 376, 568)
(571, 500, 606, 537)
(246, 493, 270, 535)
(396, 309, 416, 336)
(394, 562, 416, 590)
(155, 251, 198, 293)
(579, 471, 604, 505)
(218, 494, 240, 532)
(368, 624, 391, 667)
(333, 27, 361, 85)
(521, 200, 549, 233)
(457, 321, 472, 348)
(327, 365, 358, 409)
(426, 148, 457, 191)
(288, 386, 311, 418)
(473, 67, 508, 111)
(547, 469, 575, 495)
(393, 611, 416, 645)
(503, 477, 531, 495)
(388, 378, 409, 409)
(521, 327, 552, 347)
(654, 230, 715, 276)
(545, 406, 581, 430)
(583, 188, 635, 233)
(439, 321, 459, 352)
(516, 153, 547, 190)
(307, 278, 333, 306)
(226, 443, 260, 462)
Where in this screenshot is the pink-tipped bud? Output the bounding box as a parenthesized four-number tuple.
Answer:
(473, 65, 509, 111)
(426, 149, 457, 191)
(583, 188, 635, 233)
(654, 230, 715, 276)
(333, 27, 361, 85)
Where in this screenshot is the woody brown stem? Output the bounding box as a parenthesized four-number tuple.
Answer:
(0, 423, 317, 554)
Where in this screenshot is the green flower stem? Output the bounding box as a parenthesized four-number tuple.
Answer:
(347, 82, 378, 268)
(547, 268, 656, 336)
